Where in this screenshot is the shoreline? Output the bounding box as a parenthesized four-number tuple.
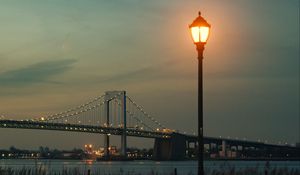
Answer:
(1, 158, 299, 161)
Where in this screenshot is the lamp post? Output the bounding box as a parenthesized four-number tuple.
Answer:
(189, 11, 211, 175)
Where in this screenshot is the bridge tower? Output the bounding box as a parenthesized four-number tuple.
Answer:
(103, 91, 127, 158)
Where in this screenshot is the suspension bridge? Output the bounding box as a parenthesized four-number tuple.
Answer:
(0, 91, 299, 160)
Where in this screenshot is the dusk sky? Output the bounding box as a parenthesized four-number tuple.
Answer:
(0, 0, 299, 149)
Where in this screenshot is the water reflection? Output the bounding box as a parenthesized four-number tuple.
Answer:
(84, 159, 94, 165)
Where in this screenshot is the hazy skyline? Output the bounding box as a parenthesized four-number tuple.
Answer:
(0, 0, 299, 149)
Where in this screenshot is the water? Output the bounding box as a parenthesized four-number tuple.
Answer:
(0, 159, 299, 174)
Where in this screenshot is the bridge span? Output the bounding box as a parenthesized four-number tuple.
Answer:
(0, 120, 170, 139)
(1, 91, 299, 160)
(1, 119, 298, 160)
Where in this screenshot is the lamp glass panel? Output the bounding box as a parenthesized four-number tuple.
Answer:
(199, 26, 209, 43)
(191, 27, 200, 43)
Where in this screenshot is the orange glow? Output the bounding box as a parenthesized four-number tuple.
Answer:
(85, 159, 94, 165)
(191, 26, 210, 43)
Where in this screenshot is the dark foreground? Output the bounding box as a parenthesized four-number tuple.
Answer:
(0, 166, 299, 175)
(0, 160, 299, 175)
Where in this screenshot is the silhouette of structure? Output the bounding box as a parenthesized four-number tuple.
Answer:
(0, 91, 299, 160)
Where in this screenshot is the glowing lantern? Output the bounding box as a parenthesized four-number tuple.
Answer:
(189, 12, 211, 44)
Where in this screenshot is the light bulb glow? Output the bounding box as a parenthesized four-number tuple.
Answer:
(190, 26, 210, 43)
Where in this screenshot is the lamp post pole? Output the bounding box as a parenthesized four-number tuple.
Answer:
(197, 43, 204, 175)
(189, 11, 211, 175)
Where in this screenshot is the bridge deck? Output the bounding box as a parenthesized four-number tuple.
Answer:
(0, 120, 298, 151)
(0, 120, 171, 139)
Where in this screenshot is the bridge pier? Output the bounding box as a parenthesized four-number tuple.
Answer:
(220, 140, 227, 157)
(104, 134, 110, 158)
(153, 133, 187, 160)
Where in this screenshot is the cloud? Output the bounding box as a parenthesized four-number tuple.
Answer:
(0, 59, 76, 87)
(99, 66, 155, 84)
(98, 59, 185, 84)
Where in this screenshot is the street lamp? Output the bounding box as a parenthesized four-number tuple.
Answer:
(189, 11, 211, 175)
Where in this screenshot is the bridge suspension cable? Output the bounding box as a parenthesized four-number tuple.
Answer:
(43, 94, 106, 120)
(2, 92, 168, 135)
(126, 96, 166, 129)
(34, 92, 125, 127)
